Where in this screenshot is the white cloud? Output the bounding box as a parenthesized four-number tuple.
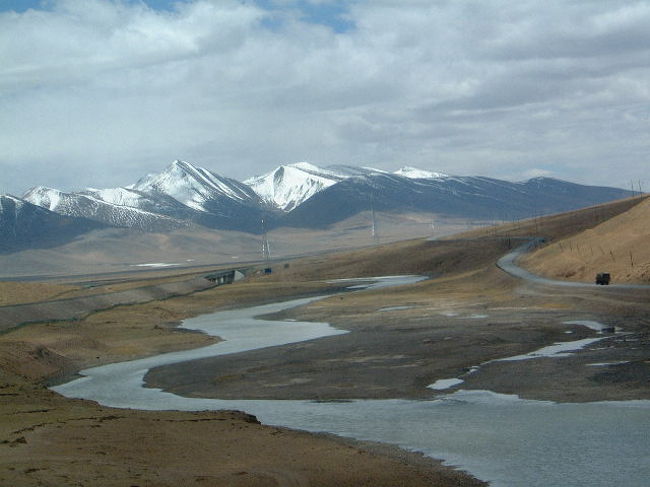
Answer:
(0, 0, 648, 194)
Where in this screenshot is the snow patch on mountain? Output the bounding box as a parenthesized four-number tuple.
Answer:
(23, 186, 63, 211)
(326, 165, 389, 177)
(245, 162, 347, 211)
(394, 166, 448, 179)
(85, 187, 149, 208)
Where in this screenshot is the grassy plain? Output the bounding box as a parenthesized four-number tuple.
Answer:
(0, 281, 79, 306)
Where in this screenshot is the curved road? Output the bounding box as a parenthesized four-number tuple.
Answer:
(497, 238, 650, 289)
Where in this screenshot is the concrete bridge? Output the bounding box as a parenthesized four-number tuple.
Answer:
(204, 269, 245, 286)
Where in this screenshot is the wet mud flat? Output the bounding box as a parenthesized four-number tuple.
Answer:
(146, 299, 650, 403)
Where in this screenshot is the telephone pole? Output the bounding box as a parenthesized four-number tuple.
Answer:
(261, 218, 271, 264)
(370, 193, 379, 244)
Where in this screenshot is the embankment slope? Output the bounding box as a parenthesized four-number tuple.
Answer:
(521, 196, 650, 283)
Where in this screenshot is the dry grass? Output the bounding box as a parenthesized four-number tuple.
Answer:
(261, 236, 514, 283)
(0, 211, 475, 279)
(52, 266, 230, 299)
(454, 195, 646, 242)
(255, 196, 647, 287)
(0, 282, 79, 306)
(0, 264, 249, 306)
(522, 196, 650, 283)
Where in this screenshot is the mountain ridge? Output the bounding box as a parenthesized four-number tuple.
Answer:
(0, 194, 106, 253)
(6, 160, 636, 253)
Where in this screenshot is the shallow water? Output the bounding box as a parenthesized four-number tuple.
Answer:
(53, 277, 650, 487)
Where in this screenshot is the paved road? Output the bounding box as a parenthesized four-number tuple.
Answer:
(0, 262, 249, 284)
(497, 238, 650, 290)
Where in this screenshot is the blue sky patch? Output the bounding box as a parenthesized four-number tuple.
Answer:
(254, 0, 356, 33)
(0, 0, 183, 13)
(2, 0, 357, 32)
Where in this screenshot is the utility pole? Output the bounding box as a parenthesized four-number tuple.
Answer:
(260, 218, 271, 264)
(370, 193, 379, 244)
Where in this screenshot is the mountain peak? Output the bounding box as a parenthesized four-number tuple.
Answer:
(170, 159, 197, 173)
(132, 160, 258, 212)
(245, 162, 346, 211)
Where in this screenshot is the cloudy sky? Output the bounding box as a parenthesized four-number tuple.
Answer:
(1, 0, 648, 195)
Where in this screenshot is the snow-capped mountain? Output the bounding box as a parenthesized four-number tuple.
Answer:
(23, 186, 186, 232)
(0, 195, 104, 252)
(127, 160, 267, 232)
(24, 160, 268, 234)
(132, 160, 261, 213)
(244, 162, 347, 212)
(12, 159, 636, 253)
(282, 172, 635, 228)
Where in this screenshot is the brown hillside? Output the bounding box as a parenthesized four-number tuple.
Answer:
(451, 195, 646, 242)
(265, 195, 647, 283)
(521, 196, 650, 284)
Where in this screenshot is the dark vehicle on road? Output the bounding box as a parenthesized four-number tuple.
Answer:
(595, 272, 611, 285)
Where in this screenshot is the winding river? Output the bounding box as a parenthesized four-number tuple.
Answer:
(53, 276, 650, 487)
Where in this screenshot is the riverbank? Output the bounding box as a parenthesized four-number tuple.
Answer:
(1, 369, 486, 487)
